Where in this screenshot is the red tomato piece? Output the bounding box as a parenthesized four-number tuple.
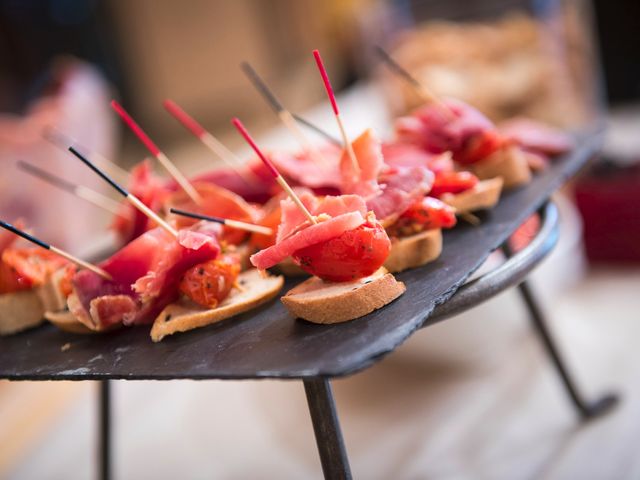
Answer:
(456, 129, 503, 165)
(399, 197, 457, 230)
(292, 218, 391, 282)
(430, 171, 479, 198)
(0, 248, 67, 294)
(179, 254, 241, 308)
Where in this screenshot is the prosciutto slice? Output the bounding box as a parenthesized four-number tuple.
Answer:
(251, 194, 367, 270)
(111, 160, 170, 243)
(70, 223, 221, 330)
(382, 142, 454, 174)
(340, 129, 383, 198)
(367, 166, 434, 225)
(395, 98, 500, 163)
(270, 145, 342, 190)
(499, 118, 574, 156)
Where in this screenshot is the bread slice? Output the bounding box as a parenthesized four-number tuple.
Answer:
(472, 145, 531, 189)
(150, 269, 284, 342)
(384, 229, 442, 273)
(281, 267, 405, 324)
(440, 177, 504, 214)
(45, 310, 96, 334)
(36, 267, 70, 313)
(0, 290, 45, 335)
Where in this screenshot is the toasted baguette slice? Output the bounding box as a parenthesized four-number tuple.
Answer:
(45, 310, 96, 334)
(384, 229, 442, 273)
(0, 290, 45, 335)
(440, 177, 504, 214)
(151, 269, 284, 342)
(282, 267, 405, 324)
(36, 267, 70, 312)
(472, 146, 531, 189)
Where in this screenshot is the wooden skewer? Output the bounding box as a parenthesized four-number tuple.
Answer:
(312, 50, 359, 174)
(232, 118, 317, 225)
(374, 45, 455, 118)
(0, 219, 112, 280)
(16, 160, 127, 218)
(110, 100, 202, 205)
(68, 146, 179, 238)
(43, 127, 130, 185)
(291, 113, 341, 146)
(169, 208, 273, 236)
(162, 99, 259, 185)
(460, 211, 481, 226)
(240, 62, 328, 168)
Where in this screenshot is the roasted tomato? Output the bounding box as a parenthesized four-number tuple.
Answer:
(430, 171, 479, 198)
(0, 248, 67, 294)
(250, 204, 280, 250)
(389, 197, 457, 237)
(179, 254, 241, 308)
(292, 217, 390, 282)
(456, 129, 503, 165)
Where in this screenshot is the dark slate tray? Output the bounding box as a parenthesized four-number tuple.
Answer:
(0, 130, 602, 381)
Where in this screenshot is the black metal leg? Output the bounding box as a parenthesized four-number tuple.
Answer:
(303, 379, 352, 480)
(501, 244, 619, 420)
(99, 380, 111, 480)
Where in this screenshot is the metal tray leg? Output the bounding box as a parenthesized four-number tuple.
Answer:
(99, 380, 111, 480)
(502, 245, 619, 420)
(304, 379, 352, 480)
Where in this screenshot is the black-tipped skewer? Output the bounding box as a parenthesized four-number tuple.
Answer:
(0, 219, 112, 280)
(169, 208, 273, 236)
(374, 45, 454, 116)
(16, 160, 125, 217)
(67, 146, 178, 238)
(240, 61, 327, 166)
(291, 114, 341, 146)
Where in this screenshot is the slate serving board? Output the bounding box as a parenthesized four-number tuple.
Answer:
(0, 130, 602, 381)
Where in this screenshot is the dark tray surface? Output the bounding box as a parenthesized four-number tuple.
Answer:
(0, 130, 601, 381)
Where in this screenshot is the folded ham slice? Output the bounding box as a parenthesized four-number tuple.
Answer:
(271, 145, 342, 191)
(382, 142, 454, 174)
(111, 160, 171, 243)
(251, 194, 367, 270)
(499, 118, 574, 156)
(340, 129, 384, 198)
(395, 98, 501, 164)
(70, 223, 221, 330)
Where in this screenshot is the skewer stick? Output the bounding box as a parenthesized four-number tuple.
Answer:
(169, 208, 273, 236)
(373, 46, 455, 118)
(162, 100, 259, 185)
(240, 62, 328, 168)
(110, 100, 202, 204)
(232, 118, 317, 225)
(0, 219, 112, 280)
(68, 146, 178, 238)
(291, 113, 341, 146)
(312, 50, 359, 174)
(43, 127, 130, 184)
(460, 211, 481, 226)
(16, 160, 127, 218)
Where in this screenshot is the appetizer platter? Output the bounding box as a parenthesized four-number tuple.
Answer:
(0, 49, 599, 380)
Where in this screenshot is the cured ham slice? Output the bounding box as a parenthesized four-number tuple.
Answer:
(395, 98, 501, 164)
(367, 166, 434, 225)
(340, 129, 384, 198)
(499, 118, 574, 156)
(164, 181, 259, 245)
(111, 160, 170, 243)
(251, 194, 368, 270)
(382, 142, 454, 174)
(70, 223, 220, 330)
(270, 145, 342, 190)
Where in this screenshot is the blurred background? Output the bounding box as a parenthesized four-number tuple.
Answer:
(1, 0, 639, 478)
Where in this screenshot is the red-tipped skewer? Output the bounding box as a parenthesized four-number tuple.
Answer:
(169, 208, 273, 236)
(312, 49, 359, 174)
(0, 219, 112, 280)
(68, 146, 178, 238)
(110, 100, 202, 204)
(162, 99, 259, 185)
(232, 118, 316, 225)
